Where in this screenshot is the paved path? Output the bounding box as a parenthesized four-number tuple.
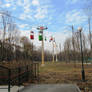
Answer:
(20, 84, 81, 92)
(0, 86, 24, 92)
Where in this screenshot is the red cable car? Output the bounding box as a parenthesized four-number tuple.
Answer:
(30, 31, 34, 40)
(50, 36, 53, 41)
(49, 36, 53, 42)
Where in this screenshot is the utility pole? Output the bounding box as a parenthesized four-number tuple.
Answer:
(50, 36, 55, 63)
(55, 42, 58, 62)
(52, 40, 55, 63)
(42, 30, 44, 65)
(59, 43, 61, 61)
(37, 26, 48, 66)
(72, 25, 76, 67)
(2, 15, 6, 61)
(68, 25, 76, 66)
(88, 17, 92, 51)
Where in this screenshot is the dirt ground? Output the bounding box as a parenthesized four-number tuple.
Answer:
(39, 62, 92, 92)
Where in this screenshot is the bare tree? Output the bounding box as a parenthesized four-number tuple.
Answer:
(84, 0, 92, 52)
(64, 37, 72, 63)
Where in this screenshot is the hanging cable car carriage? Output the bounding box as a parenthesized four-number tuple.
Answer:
(30, 31, 34, 40)
(49, 36, 53, 42)
(53, 38, 55, 42)
(38, 31, 43, 41)
(45, 36, 47, 41)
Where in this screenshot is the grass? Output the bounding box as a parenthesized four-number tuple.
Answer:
(39, 62, 92, 92)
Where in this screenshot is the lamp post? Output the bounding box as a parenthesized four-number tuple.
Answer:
(78, 27, 85, 82)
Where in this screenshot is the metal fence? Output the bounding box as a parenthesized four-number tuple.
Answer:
(0, 62, 39, 92)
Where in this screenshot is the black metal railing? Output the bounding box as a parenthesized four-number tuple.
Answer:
(0, 62, 39, 92)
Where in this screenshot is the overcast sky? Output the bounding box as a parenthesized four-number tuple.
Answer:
(0, 0, 91, 52)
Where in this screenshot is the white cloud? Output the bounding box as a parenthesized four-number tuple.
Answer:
(5, 3, 11, 7)
(32, 0, 52, 20)
(23, 0, 30, 5)
(12, 7, 16, 10)
(6, 0, 13, 2)
(71, 0, 78, 4)
(32, 0, 39, 6)
(24, 6, 31, 13)
(19, 13, 34, 21)
(34, 7, 48, 19)
(65, 10, 87, 25)
(66, 0, 79, 4)
(17, 0, 23, 6)
(23, 0, 32, 14)
(16, 0, 31, 14)
(19, 14, 26, 20)
(19, 24, 29, 29)
(1, 0, 17, 10)
(0, 1, 2, 4)
(17, 0, 52, 22)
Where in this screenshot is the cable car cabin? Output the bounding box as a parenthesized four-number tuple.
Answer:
(39, 34, 43, 41)
(49, 37, 55, 42)
(30, 35, 34, 40)
(30, 31, 34, 40)
(38, 31, 43, 41)
(45, 36, 47, 41)
(50, 37, 53, 41)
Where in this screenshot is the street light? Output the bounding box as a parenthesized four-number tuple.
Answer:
(78, 27, 85, 82)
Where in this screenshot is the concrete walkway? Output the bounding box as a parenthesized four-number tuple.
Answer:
(20, 84, 81, 92)
(0, 86, 24, 92)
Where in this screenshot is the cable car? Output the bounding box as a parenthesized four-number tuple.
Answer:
(30, 31, 34, 40)
(49, 36, 53, 42)
(38, 31, 43, 41)
(45, 36, 47, 41)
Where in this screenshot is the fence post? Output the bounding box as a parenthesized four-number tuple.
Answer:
(38, 63, 39, 83)
(31, 63, 34, 82)
(35, 63, 36, 79)
(26, 65, 29, 81)
(18, 67, 21, 86)
(8, 69, 11, 92)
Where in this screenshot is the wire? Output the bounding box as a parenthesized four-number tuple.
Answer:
(0, 9, 48, 30)
(0, 10, 39, 30)
(0, 11, 31, 23)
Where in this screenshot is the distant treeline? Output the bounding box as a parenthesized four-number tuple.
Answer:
(58, 32, 92, 63)
(0, 37, 52, 62)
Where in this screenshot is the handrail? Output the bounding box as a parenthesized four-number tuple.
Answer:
(0, 65, 28, 70)
(0, 65, 9, 70)
(0, 62, 39, 92)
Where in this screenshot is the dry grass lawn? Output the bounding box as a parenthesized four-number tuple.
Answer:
(39, 62, 92, 92)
